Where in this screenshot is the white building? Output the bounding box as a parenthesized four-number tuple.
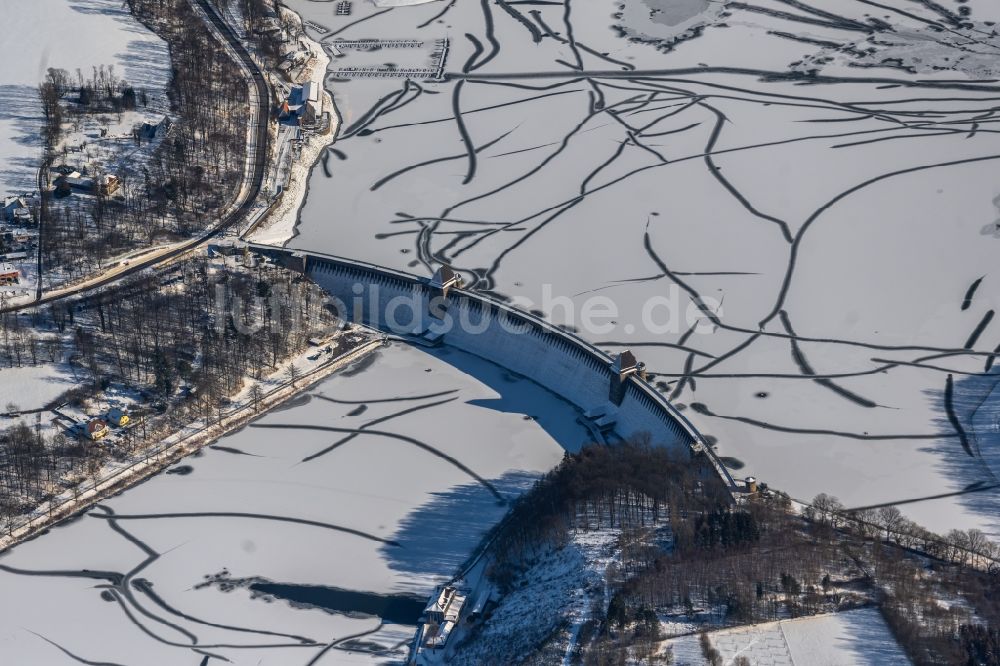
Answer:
(300, 81, 322, 124)
(412, 584, 467, 663)
(3, 196, 29, 224)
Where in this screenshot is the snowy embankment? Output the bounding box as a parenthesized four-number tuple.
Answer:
(0, 334, 383, 555)
(244, 8, 338, 246)
(448, 529, 620, 665)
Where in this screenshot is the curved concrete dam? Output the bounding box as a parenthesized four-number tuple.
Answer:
(250, 245, 737, 492)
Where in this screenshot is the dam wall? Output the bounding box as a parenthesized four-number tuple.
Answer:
(249, 245, 737, 491)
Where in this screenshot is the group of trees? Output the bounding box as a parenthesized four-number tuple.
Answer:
(693, 508, 761, 550)
(465, 442, 1000, 665)
(0, 314, 61, 375)
(59, 257, 336, 416)
(226, 0, 304, 63)
(803, 493, 1000, 570)
(619, 494, 848, 626)
(36, 62, 151, 278)
(72, 65, 143, 113)
(863, 535, 999, 665)
(961, 625, 1000, 665)
(797, 492, 1000, 665)
(37, 0, 255, 281)
(41, 65, 144, 122)
(0, 423, 58, 509)
(467, 441, 740, 663)
(0, 257, 341, 533)
(615, 490, 1000, 665)
(485, 439, 731, 589)
(38, 69, 67, 150)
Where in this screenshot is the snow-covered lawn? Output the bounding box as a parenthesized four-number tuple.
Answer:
(0, 342, 591, 664)
(0, 362, 76, 413)
(666, 607, 910, 665)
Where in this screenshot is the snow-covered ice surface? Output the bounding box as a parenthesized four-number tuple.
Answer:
(0, 0, 170, 196)
(282, 0, 1000, 535)
(666, 607, 911, 665)
(0, 343, 590, 664)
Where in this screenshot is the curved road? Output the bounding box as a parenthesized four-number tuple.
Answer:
(1, 0, 271, 315)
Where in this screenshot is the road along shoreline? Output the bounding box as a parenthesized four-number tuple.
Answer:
(0, 337, 385, 555)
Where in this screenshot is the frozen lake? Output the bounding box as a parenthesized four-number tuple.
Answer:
(0, 343, 589, 664)
(285, 0, 1000, 535)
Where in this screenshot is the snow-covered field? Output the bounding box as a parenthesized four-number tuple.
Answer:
(0, 342, 590, 664)
(666, 607, 911, 665)
(0, 0, 170, 197)
(280, 0, 1000, 535)
(0, 361, 76, 413)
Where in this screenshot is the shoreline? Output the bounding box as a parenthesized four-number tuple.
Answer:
(244, 8, 340, 246)
(282, 87, 347, 248)
(0, 336, 385, 555)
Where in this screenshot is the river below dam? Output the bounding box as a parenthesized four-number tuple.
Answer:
(0, 343, 588, 664)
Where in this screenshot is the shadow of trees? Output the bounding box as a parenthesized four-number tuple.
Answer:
(378, 470, 539, 594)
(923, 370, 1000, 534)
(0, 84, 44, 193)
